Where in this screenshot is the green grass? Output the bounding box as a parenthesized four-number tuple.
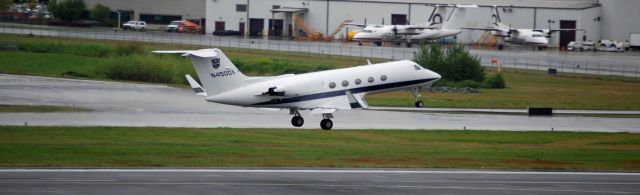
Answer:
(367, 69, 640, 110)
(0, 105, 91, 113)
(0, 51, 109, 78)
(0, 126, 639, 170)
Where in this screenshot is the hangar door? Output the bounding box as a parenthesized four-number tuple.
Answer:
(249, 18, 264, 36)
(559, 20, 576, 49)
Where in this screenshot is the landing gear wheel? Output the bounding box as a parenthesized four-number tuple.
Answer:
(320, 119, 333, 130)
(498, 44, 505, 50)
(375, 42, 382, 47)
(291, 116, 304, 127)
(415, 101, 424, 108)
(406, 43, 413, 48)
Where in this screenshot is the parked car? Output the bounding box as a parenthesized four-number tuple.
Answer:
(166, 20, 181, 32)
(122, 21, 146, 31)
(213, 30, 242, 36)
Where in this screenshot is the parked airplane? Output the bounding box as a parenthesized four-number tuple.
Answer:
(153, 48, 441, 130)
(463, 6, 584, 50)
(350, 4, 478, 47)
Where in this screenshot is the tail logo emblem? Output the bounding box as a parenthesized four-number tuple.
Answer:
(211, 58, 220, 69)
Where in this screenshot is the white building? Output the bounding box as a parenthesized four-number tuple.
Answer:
(82, 0, 640, 47)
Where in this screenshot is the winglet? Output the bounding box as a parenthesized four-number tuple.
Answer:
(185, 75, 207, 96)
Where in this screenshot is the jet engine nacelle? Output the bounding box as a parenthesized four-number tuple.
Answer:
(261, 78, 322, 97)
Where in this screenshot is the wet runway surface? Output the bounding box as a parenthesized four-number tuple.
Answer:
(1, 74, 638, 132)
(1, 169, 639, 195)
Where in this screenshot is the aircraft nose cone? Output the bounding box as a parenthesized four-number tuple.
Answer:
(434, 72, 442, 80)
(353, 33, 364, 40)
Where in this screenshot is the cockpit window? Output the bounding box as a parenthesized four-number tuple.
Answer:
(414, 65, 422, 70)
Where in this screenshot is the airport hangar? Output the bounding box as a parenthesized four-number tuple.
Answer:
(83, 0, 640, 48)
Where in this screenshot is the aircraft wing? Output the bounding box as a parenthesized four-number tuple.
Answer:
(405, 26, 439, 30)
(309, 90, 368, 112)
(461, 27, 501, 31)
(542, 29, 585, 32)
(345, 23, 367, 28)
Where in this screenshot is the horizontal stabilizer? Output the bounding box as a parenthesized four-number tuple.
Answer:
(152, 49, 218, 58)
(185, 74, 207, 96)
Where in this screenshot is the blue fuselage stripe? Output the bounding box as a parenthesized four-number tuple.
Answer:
(252, 78, 437, 106)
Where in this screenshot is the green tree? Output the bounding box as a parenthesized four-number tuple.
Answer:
(47, 0, 58, 13)
(49, 0, 86, 21)
(90, 3, 112, 25)
(0, 0, 13, 12)
(415, 43, 485, 83)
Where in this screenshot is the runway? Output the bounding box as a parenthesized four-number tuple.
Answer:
(1, 74, 639, 132)
(1, 169, 639, 194)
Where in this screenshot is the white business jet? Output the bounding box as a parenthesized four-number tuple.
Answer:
(463, 6, 584, 50)
(350, 4, 477, 47)
(154, 49, 441, 130)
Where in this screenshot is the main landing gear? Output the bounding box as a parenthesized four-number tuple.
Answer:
(290, 109, 334, 130)
(412, 88, 424, 108)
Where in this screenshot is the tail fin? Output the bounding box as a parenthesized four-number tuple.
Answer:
(153, 48, 248, 95)
(427, 5, 448, 28)
(442, 5, 477, 30)
(492, 5, 501, 27)
(491, 5, 502, 29)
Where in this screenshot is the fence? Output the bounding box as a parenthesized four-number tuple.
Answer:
(1, 22, 639, 81)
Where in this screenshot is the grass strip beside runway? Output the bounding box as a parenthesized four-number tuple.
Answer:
(1, 126, 638, 170)
(0, 105, 91, 113)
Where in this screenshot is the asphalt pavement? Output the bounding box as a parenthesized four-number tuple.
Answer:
(1, 74, 638, 132)
(1, 169, 638, 195)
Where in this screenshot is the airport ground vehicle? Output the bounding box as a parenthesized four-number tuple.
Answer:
(166, 21, 180, 32)
(122, 21, 146, 31)
(629, 34, 640, 50)
(596, 40, 626, 52)
(567, 41, 595, 51)
(213, 30, 242, 36)
(165, 20, 202, 33)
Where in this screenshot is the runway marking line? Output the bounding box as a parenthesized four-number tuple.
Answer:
(1, 169, 639, 175)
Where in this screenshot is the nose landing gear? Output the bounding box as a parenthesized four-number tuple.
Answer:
(412, 88, 424, 108)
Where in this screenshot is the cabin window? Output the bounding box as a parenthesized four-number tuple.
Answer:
(329, 82, 336, 88)
(342, 80, 349, 87)
(355, 78, 362, 85)
(380, 75, 387, 81)
(368, 77, 374, 83)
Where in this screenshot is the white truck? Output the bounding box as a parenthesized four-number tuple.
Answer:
(122, 21, 146, 31)
(595, 40, 626, 52)
(630, 34, 640, 50)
